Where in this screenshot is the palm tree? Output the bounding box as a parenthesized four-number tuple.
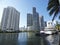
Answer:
(47, 0, 60, 21)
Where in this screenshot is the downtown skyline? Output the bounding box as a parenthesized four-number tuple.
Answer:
(0, 0, 60, 27)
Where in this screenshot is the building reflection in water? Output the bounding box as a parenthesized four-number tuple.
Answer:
(0, 32, 59, 45)
(18, 32, 28, 45)
(27, 32, 41, 45)
(0, 33, 18, 45)
(18, 32, 41, 45)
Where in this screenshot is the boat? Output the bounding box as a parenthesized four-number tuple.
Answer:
(40, 30, 44, 34)
(40, 21, 58, 35)
(44, 26, 58, 35)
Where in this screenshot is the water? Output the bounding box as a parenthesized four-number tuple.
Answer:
(0, 32, 59, 45)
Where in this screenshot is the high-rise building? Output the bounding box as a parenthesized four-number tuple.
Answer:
(27, 7, 40, 30)
(27, 7, 45, 31)
(33, 7, 40, 30)
(27, 13, 33, 30)
(1, 7, 20, 31)
(44, 21, 47, 27)
(27, 13, 33, 26)
(39, 16, 44, 30)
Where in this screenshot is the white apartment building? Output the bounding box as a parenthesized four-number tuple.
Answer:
(1, 7, 20, 31)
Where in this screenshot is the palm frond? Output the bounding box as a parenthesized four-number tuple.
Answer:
(52, 8, 59, 21)
(49, 6, 58, 16)
(59, 16, 60, 19)
(47, 3, 55, 11)
(47, 0, 59, 21)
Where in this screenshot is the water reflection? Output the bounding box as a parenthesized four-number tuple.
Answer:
(18, 32, 41, 45)
(44, 34, 59, 45)
(0, 32, 59, 45)
(27, 32, 41, 45)
(0, 33, 18, 45)
(18, 32, 28, 45)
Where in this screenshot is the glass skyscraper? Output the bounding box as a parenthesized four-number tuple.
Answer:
(39, 16, 44, 30)
(27, 7, 40, 31)
(27, 13, 33, 26)
(33, 7, 40, 30)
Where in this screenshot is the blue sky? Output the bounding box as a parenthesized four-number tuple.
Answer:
(0, 0, 59, 27)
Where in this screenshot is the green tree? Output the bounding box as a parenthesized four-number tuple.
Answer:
(47, 0, 60, 21)
(55, 24, 60, 30)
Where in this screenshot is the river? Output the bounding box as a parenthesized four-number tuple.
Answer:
(0, 32, 59, 45)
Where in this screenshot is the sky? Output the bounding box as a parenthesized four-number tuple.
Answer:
(0, 0, 59, 27)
